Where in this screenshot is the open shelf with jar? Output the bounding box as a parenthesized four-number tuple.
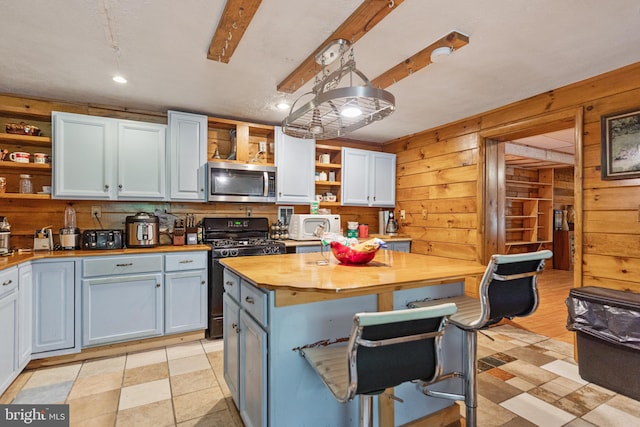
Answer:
(315, 144, 342, 207)
(207, 117, 274, 165)
(504, 167, 553, 252)
(0, 112, 53, 199)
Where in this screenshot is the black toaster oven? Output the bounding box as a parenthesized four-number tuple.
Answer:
(82, 230, 124, 250)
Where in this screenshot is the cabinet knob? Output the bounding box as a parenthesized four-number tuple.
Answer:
(116, 263, 133, 267)
(232, 323, 240, 333)
(201, 280, 205, 285)
(118, 184, 123, 190)
(245, 296, 255, 304)
(200, 188, 204, 192)
(225, 281, 234, 286)
(104, 184, 109, 191)
(2, 279, 12, 286)
(156, 283, 161, 288)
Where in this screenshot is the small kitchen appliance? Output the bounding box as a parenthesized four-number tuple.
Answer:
(82, 230, 124, 250)
(203, 217, 286, 338)
(125, 212, 160, 248)
(288, 214, 341, 240)
(385, 211, 399, 236)
(60, 206, 80, 250)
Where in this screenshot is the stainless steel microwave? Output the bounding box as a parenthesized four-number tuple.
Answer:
(207, 161, 276, 203)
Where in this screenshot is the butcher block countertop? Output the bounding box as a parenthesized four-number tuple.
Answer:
(221, 250, 486, 306)
(0, 244, 211, 270)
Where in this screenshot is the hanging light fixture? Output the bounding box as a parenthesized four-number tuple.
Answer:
(282, 39, 395, 140)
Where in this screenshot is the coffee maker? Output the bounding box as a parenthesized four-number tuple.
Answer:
(60, 206, 80, 250)
(385, 211, 399, 236)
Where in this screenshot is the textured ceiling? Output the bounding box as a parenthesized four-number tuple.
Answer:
(1, 0, 640, 144)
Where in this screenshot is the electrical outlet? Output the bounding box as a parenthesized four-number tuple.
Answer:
(400, 210, 405, 220)
(91, 206, 102, 219)
(246, 207, 252, 217)
(422, 209, 427, 219)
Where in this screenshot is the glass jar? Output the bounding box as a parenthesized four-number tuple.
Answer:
(19, 174, 34, 194)
(0, 176, 6, 193)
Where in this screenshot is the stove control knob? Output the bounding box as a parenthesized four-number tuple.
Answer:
(230, 248, 239, 257)
(220, 249, 229, 257)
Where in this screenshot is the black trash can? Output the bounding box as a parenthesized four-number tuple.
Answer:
(566, 286, 640, 400)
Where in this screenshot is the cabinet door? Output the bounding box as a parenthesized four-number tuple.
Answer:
(370, 151, 396, 207)
(165, 270, 207, 334)
(117, 120, 167, 200)
(223, 293, 240, 405)
(18, 264, 32, 370)
(341, 147, 370, 206)
(387, 241, 411, 253)
(52, 112, 116, 199)
(275, 127, 315, 204)
(239, 310, 267, 427)
(83, 273, 163, 346)
(32, 261, 76, 355)
(0, 270, 18, 394)
(168, 111, 207, 201)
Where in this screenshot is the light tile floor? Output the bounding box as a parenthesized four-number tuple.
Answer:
(2, 325, 639, 426)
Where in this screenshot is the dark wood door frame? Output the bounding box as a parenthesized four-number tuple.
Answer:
(478, 108, 584, 287)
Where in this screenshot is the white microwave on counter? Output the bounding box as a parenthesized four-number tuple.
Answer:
(288, 214, 341, 240)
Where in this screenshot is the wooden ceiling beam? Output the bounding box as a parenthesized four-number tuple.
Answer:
(370, 31, 469, 89)
(277, 0, 404, 94)
(207, 0, 263, 64)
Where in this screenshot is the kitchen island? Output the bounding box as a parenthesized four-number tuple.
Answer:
(220, 250, 486, 427)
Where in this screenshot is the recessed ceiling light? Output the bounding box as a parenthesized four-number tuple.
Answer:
(276, 101, 290, 110)
(113, 75, 127, 84)
(341, 106, 362, 118)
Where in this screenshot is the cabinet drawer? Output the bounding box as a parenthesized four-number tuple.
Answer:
(83, 255, 163, 278)
(223, 269, 240, 302)
(165, 251, 207, 272)
(241, 280, 268, 327)
(0, 267, 18, 298)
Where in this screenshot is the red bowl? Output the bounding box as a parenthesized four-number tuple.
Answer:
(330, 242, 379, 265)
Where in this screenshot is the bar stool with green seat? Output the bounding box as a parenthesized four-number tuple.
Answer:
(299, 303, 458, 427)
(409, 249, 552, 427)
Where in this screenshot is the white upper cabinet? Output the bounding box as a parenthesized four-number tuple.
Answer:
(168, 111, 208, 201)
(274, 126, 315, 204)
(52, 111, 166, 200)
(117, 120, 166, 200)
(53, 112, 116, 199)
(341, 147, 396, 207)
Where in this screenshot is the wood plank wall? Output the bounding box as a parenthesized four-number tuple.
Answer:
(0, 94, 383, 249)
(384, 61, 640, 294)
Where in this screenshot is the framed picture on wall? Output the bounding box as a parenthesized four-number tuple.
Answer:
(601, 108, 640, 180)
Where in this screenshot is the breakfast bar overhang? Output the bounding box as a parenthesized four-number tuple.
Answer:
(220, 250, 486, 427)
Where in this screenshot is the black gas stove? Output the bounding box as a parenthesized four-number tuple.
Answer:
(203, 217, 286, 338)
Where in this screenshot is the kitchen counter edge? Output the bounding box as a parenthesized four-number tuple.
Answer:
(0, 244, 211, 270)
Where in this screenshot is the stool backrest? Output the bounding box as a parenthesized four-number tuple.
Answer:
(478, 250, 552, 326)
(347, 303, 457, 397)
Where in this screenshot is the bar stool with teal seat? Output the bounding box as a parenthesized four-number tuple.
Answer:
(410, 249, 552, 427)
(299, 303, 458, 427)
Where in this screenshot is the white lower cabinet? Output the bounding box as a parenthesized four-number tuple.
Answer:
(223, 275, 267, 427)
(0, 267, 19, 394)
(32, 260, 78, 357)
(82, 254, 163, 347)
(386, 241, 411, 252)
(164, 252, 207, 334)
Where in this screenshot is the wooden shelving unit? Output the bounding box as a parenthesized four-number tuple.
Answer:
(206, 117, 274, 165)
(0, 112, 53, 195)
(504, 168, 553, 253)
(315, 144, 342, 207)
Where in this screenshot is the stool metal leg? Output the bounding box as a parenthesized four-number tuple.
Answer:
(463, 329, 478, 427)
(360, 395, 373, 427)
